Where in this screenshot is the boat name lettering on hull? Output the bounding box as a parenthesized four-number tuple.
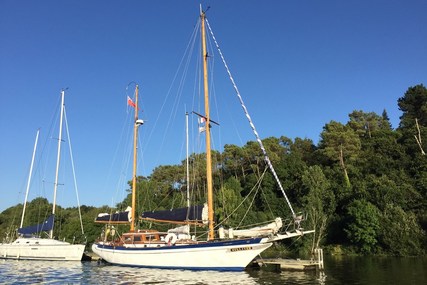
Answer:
(230, 246, 253, 252)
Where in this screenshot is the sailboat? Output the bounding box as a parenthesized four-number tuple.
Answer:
(92, 8, 313, 271)
(0, 90, 86, 261)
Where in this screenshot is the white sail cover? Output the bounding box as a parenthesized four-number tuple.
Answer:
(225, 217, 283, 238)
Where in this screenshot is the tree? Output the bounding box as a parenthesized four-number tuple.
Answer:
(222, 144, 247, 179)
(344, 199, 381, 253)
(348, 110, 391, 139)
(318, 121, 361, 188)
(398, 84, 427, 129)
(379, 204, 425, 256)
(302, 166, 335, 251)
(287, 137, 316, 165)
(150, 165, 185, 195)
(397, 84, 427, 155)
(215, 177, 245, 227)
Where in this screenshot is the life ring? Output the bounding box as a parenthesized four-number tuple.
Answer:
(164, 233, 177, 246)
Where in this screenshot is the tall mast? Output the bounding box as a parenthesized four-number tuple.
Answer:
(130, 85, 140, 232)
(20, 129, 40, 229)
(50, 89, 65, 239)
(201, 9, 215, 240)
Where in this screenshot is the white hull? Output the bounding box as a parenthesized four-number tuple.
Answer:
(0, 237, 85, 261)
(92, 238, 271, 271)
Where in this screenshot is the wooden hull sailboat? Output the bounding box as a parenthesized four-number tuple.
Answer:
(0, 90, 85, 261)
(92, 8, 313, 271)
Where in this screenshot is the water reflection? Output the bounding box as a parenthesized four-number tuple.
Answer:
(0, 259, 84, 284)
(323, 255, 427, 285)
(0, 260, 260, 285)
(0, 259, 325, 285)
(247, 267, 322, 285)
(1, 256, 425, 284)
(89, 263, 259, 285)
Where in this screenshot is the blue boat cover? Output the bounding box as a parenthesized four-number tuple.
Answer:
(95, 211, 131, 224)
(141, 204, 206, 224)
(18, 214, 54, 235)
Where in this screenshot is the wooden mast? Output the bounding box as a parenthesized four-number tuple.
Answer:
(130, 85, 139, 232)
(201, 9, 215, 240)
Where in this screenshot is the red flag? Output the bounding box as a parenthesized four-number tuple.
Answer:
(127, 96, 136, 108)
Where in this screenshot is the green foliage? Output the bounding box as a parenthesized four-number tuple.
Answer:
(348, 110, 391, 138)
(344, 199, 381, 254)
(302, 166, 335, 250)
(318, 121, 362, 164)
(379, 204, 425, 256)
(398, 84, 427, 128)
(397, 84, 427, 156)
(318, 121, 361, 188)
(215, 177, 245, 227)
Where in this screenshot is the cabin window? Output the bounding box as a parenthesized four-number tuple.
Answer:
(134, 236, 141, 242)
(146, 234, 158, 241)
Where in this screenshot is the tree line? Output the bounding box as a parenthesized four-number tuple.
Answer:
(1, 84, 426, 256)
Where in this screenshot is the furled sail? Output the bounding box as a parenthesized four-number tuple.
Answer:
(224, 217, 283, 238)
(95, 206, 132, 224)
(18, 214, 55, 235)
(141, 204, 208, 225)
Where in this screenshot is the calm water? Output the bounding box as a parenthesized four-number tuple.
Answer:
(0, 256, 426, 284)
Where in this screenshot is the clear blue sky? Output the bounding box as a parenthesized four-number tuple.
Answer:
(1, 0, 426, 212)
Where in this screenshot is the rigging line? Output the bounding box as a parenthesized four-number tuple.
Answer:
(215, 167, 267, 229)
(259, 170, 278, 219)
(153, 28, 193, 166)
(165, 30, 199, 159)
(107, 87, 135, 210)
(206, 29, 224, 152)
(119, 109, 134, 206)
(63, 107, 84, 236)
(236, 170, 265, 228)
(40, 95, 62, 196)
(205, 18, 296, 218)
(142, 20, 200, 160)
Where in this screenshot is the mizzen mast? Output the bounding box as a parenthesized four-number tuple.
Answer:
(131, 85, 144, 232)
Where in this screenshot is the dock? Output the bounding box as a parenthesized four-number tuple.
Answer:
(254, 248, 324, 271)
(254, 258, 318, 271)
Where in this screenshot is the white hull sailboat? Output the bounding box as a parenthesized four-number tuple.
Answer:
(94, 236, 271, 270)
(0, 90, 85, 261)
(92, 7, 313, 271)
(1, 238, 85, 261)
